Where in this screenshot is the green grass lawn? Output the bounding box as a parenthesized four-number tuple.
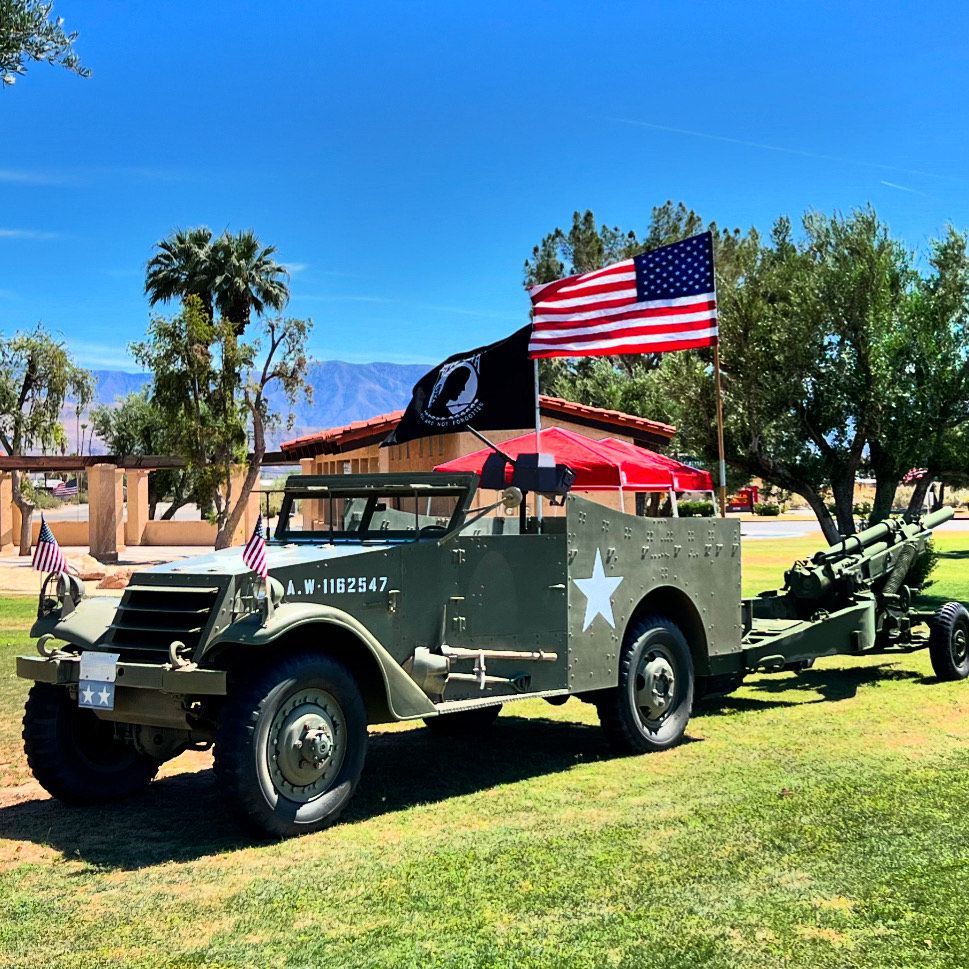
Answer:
(0, 534, 967, 968)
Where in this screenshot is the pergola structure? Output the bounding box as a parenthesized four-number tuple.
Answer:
(0, 453, 291, 562)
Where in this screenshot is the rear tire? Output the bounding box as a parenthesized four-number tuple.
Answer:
(214, 652, 368, 838)
(424, 704, 502, 735)
(929, 602, 969, 681)
(22, 682, 159, 804)
(597, 615, 694, 754)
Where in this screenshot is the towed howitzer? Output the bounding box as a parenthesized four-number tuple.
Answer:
(784, 508, 955, 646)
(784, 507, 953, 603)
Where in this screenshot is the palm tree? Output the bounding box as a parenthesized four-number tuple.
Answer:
(211, 230, 290, 334)
(144, 226, 216, 319)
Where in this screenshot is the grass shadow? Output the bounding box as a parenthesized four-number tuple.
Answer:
(0, 663, 928, 870)
(0, 717, 619, 870)
(748, 663, 921, 701)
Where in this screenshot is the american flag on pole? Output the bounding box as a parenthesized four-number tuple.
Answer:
(528, 231, 718, 358)
(32, 516, 69, 575)
(53, 479, 78, 499)
(243, 513, 268, 580)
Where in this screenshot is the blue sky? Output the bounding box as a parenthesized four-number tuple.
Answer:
(2, 0, 968, 371)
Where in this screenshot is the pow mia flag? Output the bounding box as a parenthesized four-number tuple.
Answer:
(382, 325, 534, 447)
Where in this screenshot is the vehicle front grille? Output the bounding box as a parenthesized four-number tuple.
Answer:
(107, 583, 221, 655)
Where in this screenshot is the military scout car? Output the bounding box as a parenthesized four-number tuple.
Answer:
(16, 471, 969, 837)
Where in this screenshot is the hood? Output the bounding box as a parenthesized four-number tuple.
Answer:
(145, 541, 393, 578)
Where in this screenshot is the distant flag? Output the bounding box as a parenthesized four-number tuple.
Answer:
(32, 516, 69, 575)
(243, 513, 269, 580)
(902, 468, 930, 485)
(53, 479, 79, 499)
(528, 231, 719, 359)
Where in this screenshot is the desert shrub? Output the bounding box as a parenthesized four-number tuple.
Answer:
(754, 503, 781, 517)
(678, 500, 714, 517)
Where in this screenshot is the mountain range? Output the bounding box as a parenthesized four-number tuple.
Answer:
(72, 361, 428, 453)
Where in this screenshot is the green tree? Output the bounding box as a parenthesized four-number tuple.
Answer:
(144, 227, 216, 320)
(90, 391, 201, 520)
(866, 228, 969, 520)
(0, 327, 92, 553)
(525, 204, 950, 543)
(131, 298, 311, 549)
(0, 0, 90, 86)
(145, 228, 290, 335)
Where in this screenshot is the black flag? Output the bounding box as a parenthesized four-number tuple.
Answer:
(382, 325, 534, 447)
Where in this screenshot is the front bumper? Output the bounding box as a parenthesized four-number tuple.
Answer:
(16, 653, 228, 695)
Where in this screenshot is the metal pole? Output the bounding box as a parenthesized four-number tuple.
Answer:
(534, 358, 542, 523)
(713, 343, 728, 518)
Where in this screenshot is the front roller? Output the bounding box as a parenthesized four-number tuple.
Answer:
(596, 614, 694, 754)
(214, 652, 368, 838)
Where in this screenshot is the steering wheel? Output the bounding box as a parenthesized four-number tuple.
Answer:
(417, 524, 449, 540)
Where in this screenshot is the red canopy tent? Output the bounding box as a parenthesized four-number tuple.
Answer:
(433, 427, 713, 512)
(596, 438, 712, 492)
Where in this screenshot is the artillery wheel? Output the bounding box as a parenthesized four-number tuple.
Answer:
(928, 602, 969, 681)
(22, 682, 159, 804)
(214, 652, 368, 838)
(423, 704, 502, 735)
(597, 614, 694, 754)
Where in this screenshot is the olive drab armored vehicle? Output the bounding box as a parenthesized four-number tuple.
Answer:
(16, 471, 969, 837)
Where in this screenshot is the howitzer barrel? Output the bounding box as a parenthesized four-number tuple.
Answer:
(817, 506, 954, 563)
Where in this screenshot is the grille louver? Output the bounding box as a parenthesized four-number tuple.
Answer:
(108, 583, 221, 654)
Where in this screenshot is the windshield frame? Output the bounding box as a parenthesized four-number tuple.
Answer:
(273, 474, 477, 543)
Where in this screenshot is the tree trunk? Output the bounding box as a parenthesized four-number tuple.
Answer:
(10, 470, 35, 556)
(869, 476, 897, 525)
(797, 487, 841, 545)
(214, 406, 265, 551)
(829, 472, 856, 537)
(905, 476, 934, 520)
(935, 482, 946, 512)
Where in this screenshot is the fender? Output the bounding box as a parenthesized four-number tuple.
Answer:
(212, 602, 436, 720)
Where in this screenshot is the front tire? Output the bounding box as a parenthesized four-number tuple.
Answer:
(22, 682, 160, 804)
(597, 615, 694, 754)
(929, 602, 969, 681)
(214, 652, 368, 838)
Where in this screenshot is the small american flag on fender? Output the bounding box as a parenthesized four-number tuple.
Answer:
(32, 516, 69, 575)
(243, 513, 269, 580)
(528, 231, 718, 359)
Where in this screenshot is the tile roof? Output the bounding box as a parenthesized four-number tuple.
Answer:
(280, 395, 675, 458)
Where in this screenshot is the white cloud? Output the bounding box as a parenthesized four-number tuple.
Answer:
(67, 340, 142, 371)
(283, 262, 308, 276)
(0, 169, 70, 185)
(0, 228, 61, 240)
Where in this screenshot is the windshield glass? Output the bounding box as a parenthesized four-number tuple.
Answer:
(276, 488, 467, 542)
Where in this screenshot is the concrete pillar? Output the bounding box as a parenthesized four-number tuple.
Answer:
(229, 466, 261, 546)
(89, 463, 124, 562)
(125, 470, 149, 546)
(0, 473, 13, 552)
(299, 458, 323, 529)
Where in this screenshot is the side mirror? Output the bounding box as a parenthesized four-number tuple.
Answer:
(501, 487, 523, 510)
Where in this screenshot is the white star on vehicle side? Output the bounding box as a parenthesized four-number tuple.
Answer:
(98, 687, 111, 706)
(81, 685, 94, 705)
(573, 549, 624, 631)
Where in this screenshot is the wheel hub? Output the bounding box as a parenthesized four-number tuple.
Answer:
(637, 654, 676, 720)
(268, 689, 345, 803)
(953, 627, 968, 665)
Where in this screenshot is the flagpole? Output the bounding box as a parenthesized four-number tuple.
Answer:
(533, 358, 542, 523)
(713, 342, 728, 518)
